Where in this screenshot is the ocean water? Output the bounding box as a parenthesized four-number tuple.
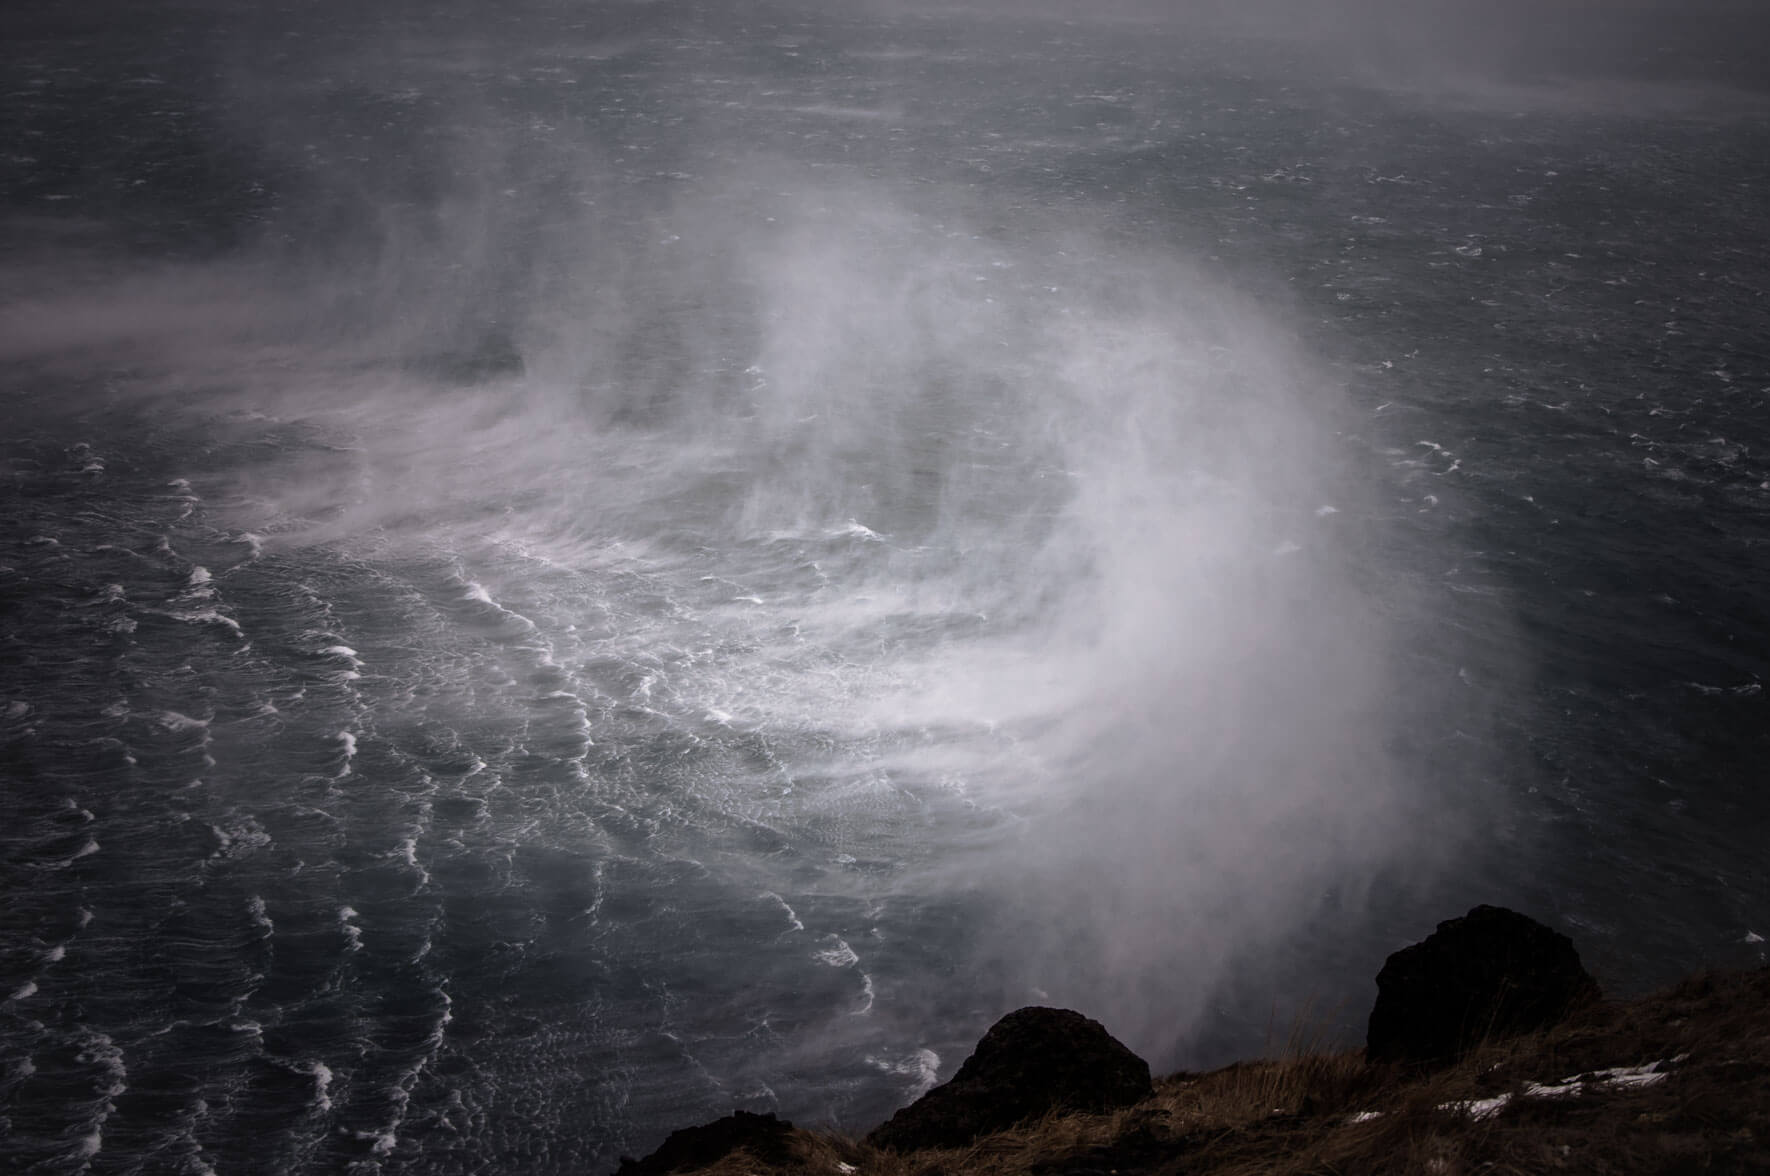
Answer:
(2, 2, 1767, 1172)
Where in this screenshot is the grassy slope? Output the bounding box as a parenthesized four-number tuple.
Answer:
(672, 968, 1770, 1175)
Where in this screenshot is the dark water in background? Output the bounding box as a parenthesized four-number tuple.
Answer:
(3, 2, 1768, 1172)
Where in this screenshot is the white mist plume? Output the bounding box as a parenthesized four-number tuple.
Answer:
(0, 41, 1472, 1073)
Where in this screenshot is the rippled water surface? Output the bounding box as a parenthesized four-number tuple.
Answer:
(3, 2, 1768, 1172)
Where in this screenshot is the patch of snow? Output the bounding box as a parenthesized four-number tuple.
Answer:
(1439, 1055, 1685, 1120)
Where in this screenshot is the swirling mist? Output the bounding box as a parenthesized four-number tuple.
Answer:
(0, 0, 1504, 1074)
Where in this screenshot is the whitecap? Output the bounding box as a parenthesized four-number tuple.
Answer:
(390, 838, 430, 886)
(868, 1049, 941, 1098)
(188, 567, 211, 586)
(306, 1060, 334, 1112)
(208, 820, 270, 858)
(32, 836, 99, 870)
(356, 1129, 398, 1155)
(813, 936, 859, 968)
(760, 891, 804, 933)
(173, 609, 243, 636)
(77, 1029, 127, 1096)
(832, 520, 882, 541)
(459, 580, 539, 635)
(340, 906, 363, 952)
(8, 981, 38, 1001)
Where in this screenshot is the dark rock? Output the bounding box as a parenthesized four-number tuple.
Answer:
(867, 1007, 1153, 1152)
(613, 1110, 794, 1176)
(1366, 904, 1600, 1065)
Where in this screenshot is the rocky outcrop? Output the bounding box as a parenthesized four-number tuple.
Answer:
(866, 1006, 1152, 1152)
(1366, 904, 1600, 1065)
(614, 1110, 795, 1176)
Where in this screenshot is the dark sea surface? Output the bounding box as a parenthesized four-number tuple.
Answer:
(3, 2, 1768, 1171)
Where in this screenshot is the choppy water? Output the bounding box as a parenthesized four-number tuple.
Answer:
(3, 2, 1768, 1172)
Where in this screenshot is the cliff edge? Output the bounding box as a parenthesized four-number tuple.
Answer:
(611, 907, 1770, 1176)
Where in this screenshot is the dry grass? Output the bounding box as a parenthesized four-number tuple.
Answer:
(657, 968, 1770, 1176)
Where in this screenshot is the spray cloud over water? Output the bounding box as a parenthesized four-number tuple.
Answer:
(0, 0, 1497, 1100)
